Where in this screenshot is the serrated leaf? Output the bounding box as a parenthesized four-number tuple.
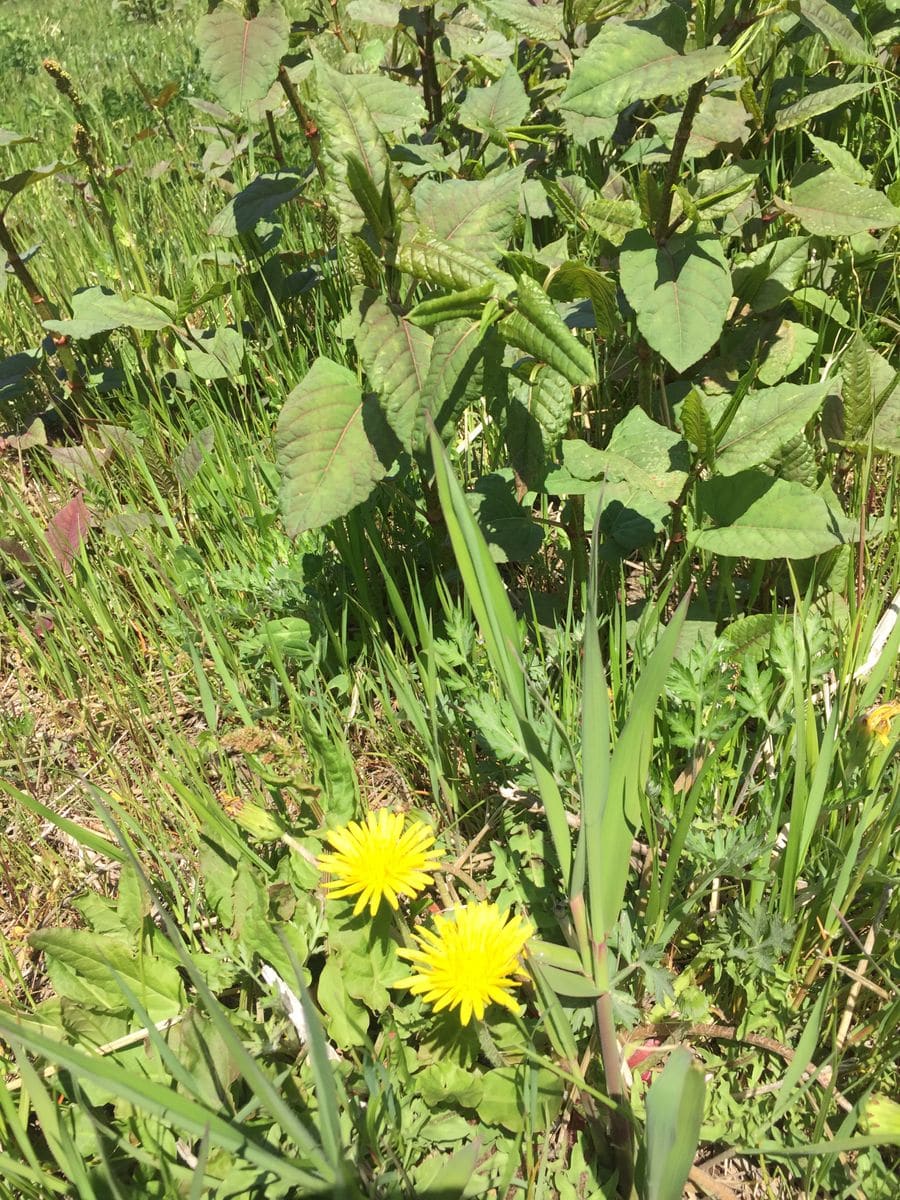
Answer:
(775, 168, 900, 236)
(692, 471, 855, 557)
(43, 287, 175, 338)
(397, 230, 515, 293)
(312, 57, 410, 236)
(29, 929, 185, 1021)
(583, 195, 643, 245)
(715, 381, 829, 475)
(354, 289, 432, 450)
(561, 17, 728, 119)
(499, 275, 596, 386)
(774, 82, 874, 131)
(619, 229, 732, 373)
(417, 320, 487, 448)
(546, 262, 619, 338)
(196, 1, 288, 114)
(413, 167, 524, 261)
(458, 62, 529, 141)
(840, 331, 873, 442)
(478, 0, 562, 42)
(506, 366, 573, 487)
(277, 357, 388, 534)
(208, 170, 302, 236)
(794, 0, 875, 65)
(681, 389, 715, 466)
(770, 432, 817, 486)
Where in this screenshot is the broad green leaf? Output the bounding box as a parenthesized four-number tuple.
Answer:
(499, 275, 596, 386)
(687, 162, 760, 219)
(195, 1, 288, 114)
(478, 0, 562, 42)
(692, 471, 856, 557)
(774, 82, 873, 131)
(477, 1066, 563, 1132)
(458, 62, 529, 141)
(654, 96, 750, 158)
(354, 288, 432, 450)
(619, 229, 732, 373)
(0, 161, 64, 201)
(0, 349, 41, 404)
(733, 236, 809, 312)
(312, 57, 410, 235)
(0, 129, 37, 146)
(345, 0, 400, 26)
(397, 230, 515, 293)
(506, 366, 574, 487)
(774, 168, 900, 235)
(351, 73, 427, 136)
(184, 327, 245, 381)
(715, 382, 830, 475)
(794, 0, 875, 65)
(416, 320, 486, 447)
(466, 471, 543, 562)
(43, 287, 175, 338)
(806, 133, 869, 184)
(645, 1048, 706, 1200)
(546, 262, 619, 337)
(561, 17, 728, 119)
(207, 170, 302, 236)
(413, 167, 524, 261)
(583, 195, 643, 245)
(791, 286, 850, 327)
(276, 357, 388, 534)
(756, 321, 817, 386)
(28, 929, 185, 1022)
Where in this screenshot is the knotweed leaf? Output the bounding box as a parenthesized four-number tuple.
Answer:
(277, 357, 388, 534)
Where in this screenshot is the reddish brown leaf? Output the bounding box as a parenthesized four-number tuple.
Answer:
(46, 491, 93, 574)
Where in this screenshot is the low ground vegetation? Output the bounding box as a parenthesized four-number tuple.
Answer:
(0, 2, 898, 1197)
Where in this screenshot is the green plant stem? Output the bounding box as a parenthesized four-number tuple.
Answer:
(594, 981, 635, 1199)
(655, 78, 706, 244)
(476, 1020, 507, 1068)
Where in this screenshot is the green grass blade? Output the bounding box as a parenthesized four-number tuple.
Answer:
(644, 1047, 706, 1200)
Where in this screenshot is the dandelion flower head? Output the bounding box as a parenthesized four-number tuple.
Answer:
(396, 901, 534, 1025)
(317, 809, 443, 917)
(863, 700, 900, 747)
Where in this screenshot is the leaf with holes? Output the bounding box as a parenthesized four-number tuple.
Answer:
(196, 1, 288, 114)
(277, 358, 390, 534)
(619, 230, 732, 373)
(354, 289, 432, 451)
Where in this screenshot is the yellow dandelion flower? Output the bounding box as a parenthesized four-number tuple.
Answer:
(317, 810, 443, 917)
(395, 901, 534, 1026)
(863, 701, 900, 748)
